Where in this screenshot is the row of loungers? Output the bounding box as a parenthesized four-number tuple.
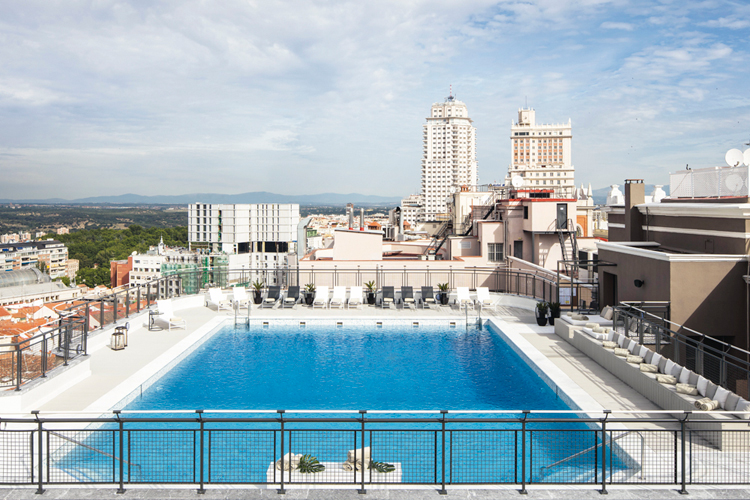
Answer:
(206, 286, 501, 311)
(569, 311, 750, 420)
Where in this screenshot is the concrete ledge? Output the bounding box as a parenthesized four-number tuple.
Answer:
(554, 320, 741, 449)
(0, 357, 91, 413)
(493, 295, 540, 311)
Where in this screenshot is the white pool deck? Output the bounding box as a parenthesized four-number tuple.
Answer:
(15, 295, 662, 416)
(2, 293, 750, 497)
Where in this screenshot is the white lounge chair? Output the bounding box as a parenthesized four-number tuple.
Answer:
(233, 287, 251, 309)
(154, 299, 187, 331)
(347, 286, 363, 309)
(206, 288, 231, 311)
(312, 286, 329, 309)
(475, 287, 497, 312)
(329, 286, 347, 309)
(456, 287, 474, 311)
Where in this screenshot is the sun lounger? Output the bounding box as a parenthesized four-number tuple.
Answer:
(313, 286, 329, 309)
(330, 286, 347, 309)
(347, 286, 363, 309)
(206, 288, 231, 311)
(381, 286, 394, 308)
(420, 286, 437, 309)
(282, 286, 300, 309)
(262, 286, 281, 308)
(153, 299, 186, 331)
(456, 287, 474, 310)
(400, 286, 415, 310)
(475, 287, 497, 312)
(232, 287, 251, 309)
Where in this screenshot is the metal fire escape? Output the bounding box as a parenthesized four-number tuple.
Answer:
(557, 218, 579, 274)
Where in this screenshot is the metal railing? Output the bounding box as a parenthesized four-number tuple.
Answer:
(670, 164, 748, 199)
(1, 266, 555, 391)
(614, 303, 750, 400)
(1, 411, 748, 494)
(0, 274, 183, 390)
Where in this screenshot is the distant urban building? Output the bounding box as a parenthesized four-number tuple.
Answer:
(0, 268, 81, 307)
(110, 257, 132, 288)
(419, 92, 477, 221)
(66, 259, 79, 281)
(0, 240, 69, 279)
(400, 194, 423, 228)
(505, 108, 574, 197)
(188, 203, 300, 285)
(56, 227, 69, 235)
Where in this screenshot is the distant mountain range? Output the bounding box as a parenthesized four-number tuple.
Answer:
(0, 191, 404, 206)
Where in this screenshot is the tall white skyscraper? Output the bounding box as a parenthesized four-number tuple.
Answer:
(419, 93, 477, 221)
(505, 108, 574, 196)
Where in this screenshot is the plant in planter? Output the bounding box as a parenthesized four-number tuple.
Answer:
(297, 454, 325, 474)
(548, 301, 561, 325)
(251, 280, 264, 304)
(437, 283, 450, 305)
(370, 460, 396, 473)
(535, 301, 549, 326)
(304, 283, 316, 306)
(364, 281, 376, 305)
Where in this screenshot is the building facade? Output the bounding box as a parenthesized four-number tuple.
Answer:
(420, 94, 477, 221)
(0, 240, 69, 279)
(506, 108, 574, 197)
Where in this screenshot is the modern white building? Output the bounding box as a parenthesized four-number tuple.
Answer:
(399, 194, 423, 228)
(505, 108, 574, 197)
(419, 93, 477, 221)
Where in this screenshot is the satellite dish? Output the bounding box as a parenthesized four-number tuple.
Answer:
(744, 149, 750, 167)
(725, 149, 744, 167)
(725, 174, 744, 192)
(449, 186, 457, 193)
(511, 175, 525, 189)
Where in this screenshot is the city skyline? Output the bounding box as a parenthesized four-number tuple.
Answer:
(1, 1, 748, 200)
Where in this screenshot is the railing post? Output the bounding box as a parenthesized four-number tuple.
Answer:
(41, 333, 47, 378)
(15, 343, 22, 391)
(99, 298, 105, 331)
(439, 410, 447, 495)
(358, 410, 366, 495)
(62, 323, 70, 367)
(33, 411, 44, 495)
(679, 411, 689, 495)
(601, 410, 609, 495)
(115, 410, 125, 494)
(277, 410, 285, 494)
(520, 410, 528, 495)
(113, 293, 118, 324)
(136, 287, 141, 313)
(84, 302, 90, 336)
(197, 410, 205, 494)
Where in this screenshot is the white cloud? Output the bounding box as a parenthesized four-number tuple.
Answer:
(701, 17, 750, 30)
(600, 21, 634, 30)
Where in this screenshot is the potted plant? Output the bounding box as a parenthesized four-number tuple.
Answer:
(535, 301, 549, 326)
(364, 281, 376, 305)
(437, 283, 450, 305)
(304, 283, 316, 306)
(251, 280, 264, 304)
(548, 301, 561, 325)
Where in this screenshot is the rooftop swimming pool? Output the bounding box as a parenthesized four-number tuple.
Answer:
(52, 321, 633, 485)
(125, 322, 571, 412)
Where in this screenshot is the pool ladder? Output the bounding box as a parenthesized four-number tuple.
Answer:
(465, 303, 482, 328)
(234, 301, 249, 328)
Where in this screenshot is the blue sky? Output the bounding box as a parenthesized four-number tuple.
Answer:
(1, 0, 748, 200)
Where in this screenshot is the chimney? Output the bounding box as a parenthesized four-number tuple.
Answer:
(348, 207, 354, 230)
(624, 179, 645, 242)
(359, 208, 364, 231)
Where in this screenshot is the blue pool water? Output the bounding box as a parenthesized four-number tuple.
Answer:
(54, 323, 632, 485)
(125, 323, 570, 411)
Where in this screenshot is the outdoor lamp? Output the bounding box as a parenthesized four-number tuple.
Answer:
(634, 279, 645, 288)
(110, 328, 126, 351)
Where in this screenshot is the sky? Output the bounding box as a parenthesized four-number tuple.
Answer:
(1, 0, 749, 200)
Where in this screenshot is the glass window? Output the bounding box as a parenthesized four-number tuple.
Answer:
(488, 243, 504, 262)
